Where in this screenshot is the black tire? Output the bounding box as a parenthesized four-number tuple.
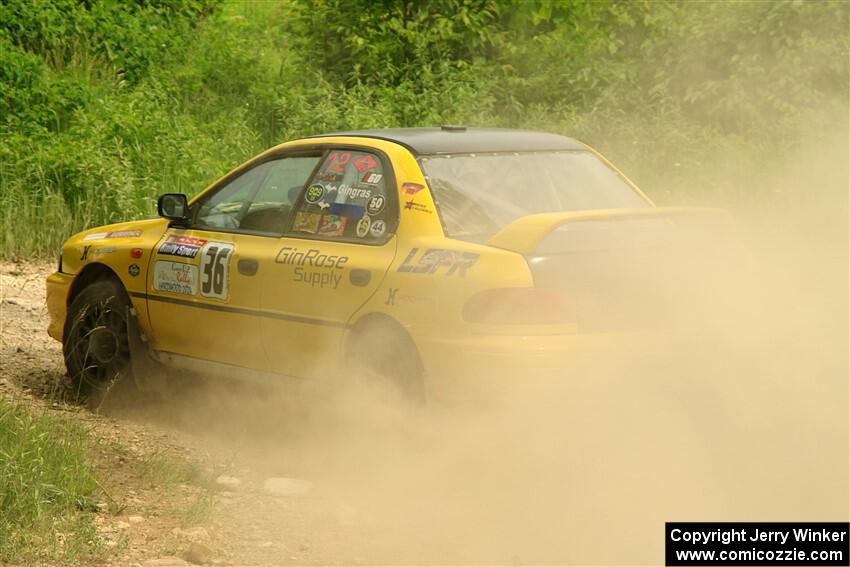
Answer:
(63, 278, 132, 399)
(347, 323, 426, 403)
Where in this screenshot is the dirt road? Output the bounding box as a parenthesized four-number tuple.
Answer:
(1, 262, 430, 566)
(2, 255, 847, 566)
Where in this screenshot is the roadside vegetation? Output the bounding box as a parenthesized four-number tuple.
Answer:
(0, 0, 846, 258)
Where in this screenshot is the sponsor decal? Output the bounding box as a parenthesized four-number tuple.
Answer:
(275, 247, 349, 269)
(404, 199, 432, 214)
(166, 234, 207, 247)
(385, 287, 432, 306)
(361, 172, 383, 185)
(397, 248, 479, 277)
(275, 247, 349, 290)
(366, 195, 386, 216)
(81, 245, 118, 261)
(318, 214, 348, 237)
(84, 229, 143, 241)
(402, 182, 424, 195)
(353, 154, 378, 172)
(385, 287, 398, 305)
(199, 242, 234, 300)
(317, 172, 339, 182)
(369, 219, 387, 238)
(128, 263, 140, 277)
(334, 184, 372, 200)
(304, 183, 325, 204)
(93, 247, 116, 257)
(105, 230, 142, 239)
(293, 211, 321, 233)
(355, 216, 371, 238)
(158, 240, 201, 259)
(153, 260, 199, 295)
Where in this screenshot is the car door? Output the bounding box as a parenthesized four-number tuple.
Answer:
(261, 147, 399, 379)
(147, 153, 323, 371)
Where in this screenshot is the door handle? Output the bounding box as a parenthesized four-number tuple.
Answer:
(349, 269, 371, 286)
(237, 258, 259, 276)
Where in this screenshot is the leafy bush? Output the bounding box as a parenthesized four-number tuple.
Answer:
(0, 0, 846, 258)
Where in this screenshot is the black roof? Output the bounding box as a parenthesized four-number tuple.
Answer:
(301, 127, 585, 156)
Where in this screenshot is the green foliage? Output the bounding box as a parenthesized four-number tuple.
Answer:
(0, 0, 847, 258)
(0, 399, 100, 563)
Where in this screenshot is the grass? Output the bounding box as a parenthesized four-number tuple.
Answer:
(0, 397, 101, 563)
(142, 450, 215, 490)
(142, 449, 220, 525)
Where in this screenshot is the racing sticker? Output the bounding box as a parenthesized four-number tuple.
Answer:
(304, 183, 325, 204)
(369, 219, 387, 238)
(106, 230, 142, 239)
(397, 248, 479, 277)
(157, 235, 206, 259)
(403, 199, 432, 214)
(199, 242, 234, 300)
(324, 151, 351, 173)
(318, 214, 348, 237)
(83, 229, 142, 241)
(402, 182, 424, 195)
(366, 194, 386, 215)
(353, 154, 378, 172)
(335, 184, 372, 201)
(361, 172, 383, 185)
(355, 216, 371, 238)
(293, 211, 321, 233)
(317, 172, 340, 182)
(167, 235, 207, 247)
(275, 246, 349, 290)
(153, 260, 199, 295)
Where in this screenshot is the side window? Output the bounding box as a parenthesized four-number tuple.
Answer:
(290, 149, 394, 243)
(195, 156, 321, 233)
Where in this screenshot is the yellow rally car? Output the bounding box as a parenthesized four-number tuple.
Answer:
(46, 127, 715, 402)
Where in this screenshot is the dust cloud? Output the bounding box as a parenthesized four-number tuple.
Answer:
(97, 125, 848, 564)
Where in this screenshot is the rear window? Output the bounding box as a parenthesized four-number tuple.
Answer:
(418, 151, 649, 241)
(290, 149, 394, 243)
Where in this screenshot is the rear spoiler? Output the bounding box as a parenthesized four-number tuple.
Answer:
(486, 207, 728, 255)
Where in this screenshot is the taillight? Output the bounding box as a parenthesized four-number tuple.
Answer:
(462, 287, 574, 325)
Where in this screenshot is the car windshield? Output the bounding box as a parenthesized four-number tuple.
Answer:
(418, 151, 650, 241)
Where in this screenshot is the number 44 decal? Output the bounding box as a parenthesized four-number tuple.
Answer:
(200, 242, 234, 300)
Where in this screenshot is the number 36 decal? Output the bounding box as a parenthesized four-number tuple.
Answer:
(200, 242, 234, 300)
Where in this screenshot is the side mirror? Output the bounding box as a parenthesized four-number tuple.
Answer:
(157, 194, 189, 222)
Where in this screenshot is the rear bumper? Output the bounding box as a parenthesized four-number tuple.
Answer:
(46, 271, 73, 342)
(418, 330, 667, 403)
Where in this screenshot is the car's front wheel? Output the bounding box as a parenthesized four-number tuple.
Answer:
(62, 278, 132, 398)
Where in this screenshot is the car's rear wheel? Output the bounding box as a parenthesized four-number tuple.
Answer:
(63, 278, 132, 399)
(346, 322, 426, 404)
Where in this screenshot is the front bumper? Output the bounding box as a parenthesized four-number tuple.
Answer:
(418, 330, 668, 403)
(46, 271, 73, 341)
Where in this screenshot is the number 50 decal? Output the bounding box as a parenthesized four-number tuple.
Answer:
(200, 242, 234, 300)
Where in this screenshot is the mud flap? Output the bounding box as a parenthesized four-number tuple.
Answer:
(126, 306, 168, 394)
